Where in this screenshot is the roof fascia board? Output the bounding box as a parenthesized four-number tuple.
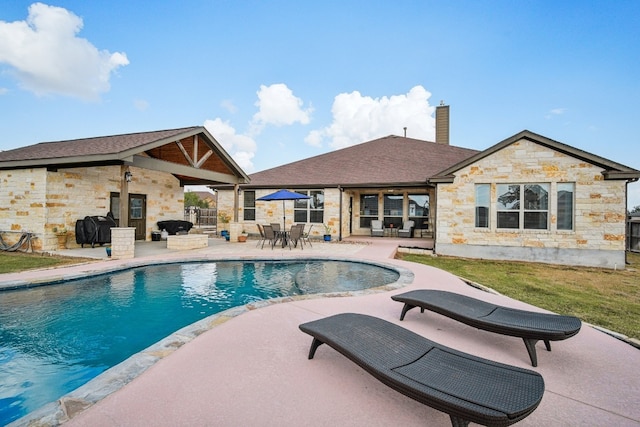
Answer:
(603, 170, 640, 180)
(0, 155, 125, 169)
(132, 155, 247, 184)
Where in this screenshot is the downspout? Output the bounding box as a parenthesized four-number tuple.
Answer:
(338, 185, 343, 241)
(626, 178, 639, 264)
(431, 185, 437, 252)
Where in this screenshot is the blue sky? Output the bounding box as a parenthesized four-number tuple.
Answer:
(1, 1, 639, 208)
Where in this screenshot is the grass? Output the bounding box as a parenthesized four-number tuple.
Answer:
(396, 251, 640, 341)
(0, 251, 94, 274)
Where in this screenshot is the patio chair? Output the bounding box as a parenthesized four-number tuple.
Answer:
(300, 224, 313, 248)
(261, 224, 277, 249)
(300, 313, 544, 427)
(370, 220, 384, 237)
(287, 224, 304, 250)
(392, 289, 582, 367)
(398, 220, 415, 238)
(255, 224, 266, 248)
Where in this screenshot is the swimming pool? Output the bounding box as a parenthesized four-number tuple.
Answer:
(0, 259, 401, 425)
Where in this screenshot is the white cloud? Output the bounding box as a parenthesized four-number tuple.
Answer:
(305, 85, 435, 149)
(250, 83, 312, 134)
(0, 87, 8, 95)
(133, 99, 149, 111)
(204, 118, 257, 172)
(545, 108, 567, 119)
(221, 99, 238, 114)
(0, 3, 129, 100)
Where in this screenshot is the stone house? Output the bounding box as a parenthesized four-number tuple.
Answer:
(217, 125, 639, 268)
(430, 130, 639, 268)
(0, 127, 248, 251)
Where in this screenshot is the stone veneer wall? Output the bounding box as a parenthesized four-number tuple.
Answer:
(0, 168, 48, 249)
(0, 166, 184, 251)
(435, 138, 628, 269)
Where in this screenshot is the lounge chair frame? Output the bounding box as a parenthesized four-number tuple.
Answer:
(300, 313, 544, 427)
(392, 290, 582, 367)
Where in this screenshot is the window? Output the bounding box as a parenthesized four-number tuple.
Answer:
(130, 198, 143, 219)
(497, 183, 549, 230)
(408, 194, 429, 230)
(293, 190, 324, 223)
(475, 184, 490, 228)
(383, 194, 403, 228)
(359, 194, 378, 228)
(243, 190, 256, 221)
(557, 183, 574, 230)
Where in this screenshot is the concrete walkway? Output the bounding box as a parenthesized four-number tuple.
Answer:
(5, 237, 640, 426)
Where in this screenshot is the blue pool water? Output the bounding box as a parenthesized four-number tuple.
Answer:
(0, 260, 399, 425)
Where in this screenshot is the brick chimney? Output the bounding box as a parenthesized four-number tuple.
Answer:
(435, 101, 449, 145)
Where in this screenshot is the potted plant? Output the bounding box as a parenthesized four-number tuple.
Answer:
(218, 211, 231, 238)
(238, 229, 248, 243)
(53, 227, 68, 249)
(323, 224, 332, 242)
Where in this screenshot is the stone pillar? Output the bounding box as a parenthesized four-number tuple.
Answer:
(229, 222, 242, 242)
(111, 227, 136, 259)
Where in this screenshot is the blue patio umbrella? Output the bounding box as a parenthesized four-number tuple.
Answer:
(257, 189, 310, 229)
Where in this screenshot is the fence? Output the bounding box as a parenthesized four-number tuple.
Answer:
(184, 207, 217, 228)
(628, 215, 640, 253)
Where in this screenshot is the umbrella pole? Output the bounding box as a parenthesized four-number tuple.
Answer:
(282, 200, 286, 229)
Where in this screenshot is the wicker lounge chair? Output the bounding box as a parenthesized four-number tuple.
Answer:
(398, 220, 415, 238)
(392, 290, 582, 367)
(370, 220, 384, 237)
(299, 313, 544, 427)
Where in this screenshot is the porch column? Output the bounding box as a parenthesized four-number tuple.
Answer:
(111, 227, 135, 259)
(233, 184, 240, 222)
(119, 165, 130, 227)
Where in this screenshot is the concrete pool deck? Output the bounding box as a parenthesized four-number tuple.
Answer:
(4, 237, 640, 426)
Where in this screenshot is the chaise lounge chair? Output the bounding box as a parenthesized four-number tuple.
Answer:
(299, 313, 544, 427)
(391, 290, 582, 367)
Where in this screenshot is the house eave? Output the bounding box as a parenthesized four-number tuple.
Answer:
(602, 170, 640, 180)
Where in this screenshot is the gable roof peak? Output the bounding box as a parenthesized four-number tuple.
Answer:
(430, 129, 640, 182)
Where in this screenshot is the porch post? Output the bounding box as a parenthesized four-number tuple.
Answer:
(119, 165, 130, 227)
(233, 184, 240, 222)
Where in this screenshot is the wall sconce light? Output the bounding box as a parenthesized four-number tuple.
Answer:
(237, 187, 242, 195)
(125, 171, 133, 182)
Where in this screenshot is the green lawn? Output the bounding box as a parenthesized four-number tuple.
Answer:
(396, 251, 640, 340)
(0, 251, 94, 274)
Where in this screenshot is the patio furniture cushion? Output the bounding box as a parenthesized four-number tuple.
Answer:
(299, 313, 544, 427)
(398, 220, 415, 238)
(392, 290, 582, 367)
(157, 220, 193, 235)
(371, 220, 384, 237)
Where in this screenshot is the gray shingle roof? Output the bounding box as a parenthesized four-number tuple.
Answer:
(246, 135, 479, 188)
(0, 127, 200, 161)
